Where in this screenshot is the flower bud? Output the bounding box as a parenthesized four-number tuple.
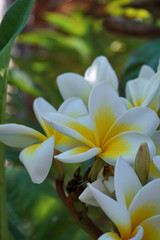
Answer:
(134, 142, 150, 185)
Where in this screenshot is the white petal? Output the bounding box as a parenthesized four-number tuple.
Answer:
(153, 155, 160, 171)
(149, 161, 160, 179)
(54, 132, 85, 153)
(54, 146, 100, 163)
(125, 78, 148, 106)
(140, 215, 160, 239)
(101, 132, 156, 165)
(79, 179, 111, 207)
(115, 156, 142, 209)
(142, 70, 160, 101)
(54, 115, 92, 152)
(129, 226, 143, 240)
(57, 73, 92, 104)
(138, 65, 155, 80)
(75, 114, 93, 130)
(105, 107, 159, 141)
(43, 112, 95, 147)
(103, 176, 115, 194)
(0, 124, 45, 148)
(34, 97, 56, 119)
(58, 97, 88, 117)
(98, 232, 121, 240)
(120, 97, 133, 109)
(88, 184, 131, 239)
(98, 226, 144, 240)
(96, 167, 114, 193)
(84, 56, 118, 90)
(142, 83, 160, 111)
(19, 136, 54, 184)
(152, 130, 160, 154)
(89, 82, 126, 145)
(129, 178, 160, 229)
(33, 97, 56, 137)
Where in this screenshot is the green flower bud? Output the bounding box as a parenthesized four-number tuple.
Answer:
(134, 143, 150, 185)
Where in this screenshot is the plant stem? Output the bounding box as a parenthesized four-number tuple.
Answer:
(55, 158, 64, 181)
(56, 179, 103, 240)
(0, 69, 8, 240)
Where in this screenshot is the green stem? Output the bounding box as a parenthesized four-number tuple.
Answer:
(88, 157, 104, 182)
(0, 69, 9, 240)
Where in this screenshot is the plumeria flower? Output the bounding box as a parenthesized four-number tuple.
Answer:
(88, 157, 160, 240)
(79, 170, 114, 207)
(57, 56, 118, 104)
(43, 81, 159, 165)
(0, 97, 88, 183)
(122, 64, 160, 112)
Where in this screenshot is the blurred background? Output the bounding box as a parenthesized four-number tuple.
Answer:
(1, 0, 160, 239)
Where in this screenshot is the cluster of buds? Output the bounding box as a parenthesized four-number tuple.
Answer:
(1, 56, 160, 239)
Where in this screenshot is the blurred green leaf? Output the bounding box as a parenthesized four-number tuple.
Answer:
(8, 220, 26, 240)
(0, 0, 35, 73)
(19, 30, 90, 57)
(120, 39, 160, 92)
(9, 69, 41, 97)
(8, 201, 28, 240)
(44, 12, 87, 36)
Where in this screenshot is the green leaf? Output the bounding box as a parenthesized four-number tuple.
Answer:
(18, 29, 90, 57)
(0, 0, 35, 74)
(8, 220, 26, 240)
(43, 12, 87, 36)
(7, 202, 28, 240)
(120, 39, 160, 92)
(9, 69, 41, 97)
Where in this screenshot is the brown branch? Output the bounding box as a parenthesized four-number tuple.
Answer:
(56, 179, 103, 240)
(103, 15, 160, 38)
(56, 180, 67, 206)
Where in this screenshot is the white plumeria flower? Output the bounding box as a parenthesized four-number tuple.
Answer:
(43, 81, 159, 165)
(79, 175, 114, 207)
(149, 130, 160, 178)
(122, 64, 160, 112)
(0, 97, 88, 183)
(57, 56, 118, 104)
(88, 157, 160, 240)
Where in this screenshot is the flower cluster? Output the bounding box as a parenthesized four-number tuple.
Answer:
(88, 157, 160, 240)
(1, 56, 160, 239)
